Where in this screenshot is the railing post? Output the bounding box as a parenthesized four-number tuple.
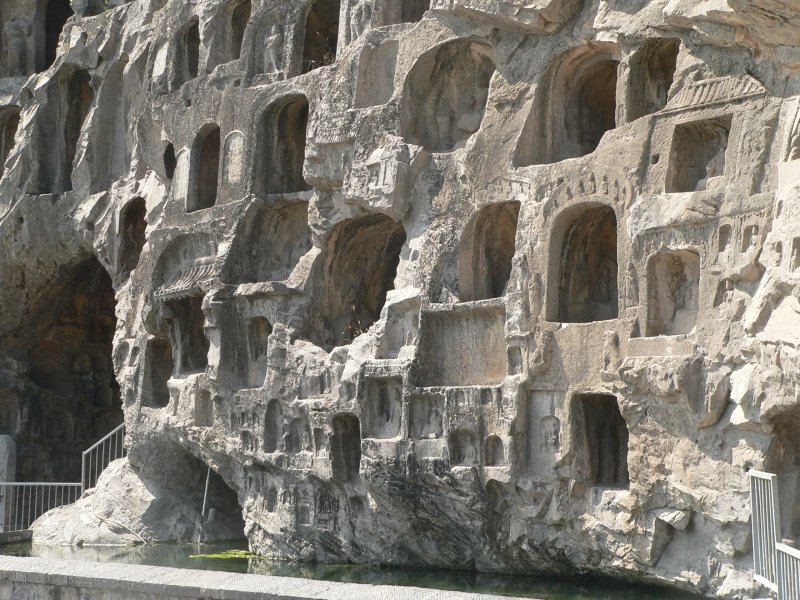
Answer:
(750, 470, 781, 593)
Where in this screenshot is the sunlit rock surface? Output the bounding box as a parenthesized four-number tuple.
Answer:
(0, 1, 799, 598)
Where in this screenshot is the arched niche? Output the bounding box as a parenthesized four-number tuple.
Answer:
(625, 39, 679, 122)
(549, 203, 618, 323)
(172, 18, 200, 89)
(264, 399, 283, 453)
(188, 124, 221, 212)
(448, 429, 478, 466)
(223, 201, 312, 284)
(515, 43, 620, 166)
(163, 143, 177, 180)
(142, 337, 173, 408)
(457, 201, 519, 301)
(183, 454, 246, 542)
(357, 0, 428, 32)
(308, 214, 406, 350)
(254, 96, 310, 195)
(646, 249, 700, 336)
(230, 1, 251, 61)
(331, 413, 361, 483)
(30, 68, 94, 194)
(0, 106, 21, 176)
(89, 59, 130, 193)
(31, 67, 93, 194)
(401, 38, 495, 152)
(15, 257, 122, 482)
(119, 198, 147, 277)
(302, 0, 340, 74)
(39, 0, 74, 72)
(206, 0, 252, 71)
(286, 417, 312, 453)
(484, 435, 505, 466)
(571, 393, 629, 488)
(245, 317, 271, 388)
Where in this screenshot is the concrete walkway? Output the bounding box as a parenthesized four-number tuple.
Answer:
(0, 555, 534, 599)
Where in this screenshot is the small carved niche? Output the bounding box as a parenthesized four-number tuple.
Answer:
(302, 0, 340, 74)
(553, 204, 618, 323)
(408, 394, 443, 439)
(189, 124, 221, 212)
(42, 0, 74, 72)
(401, 39, 495, 152)
(457, 201, 520, 301)
(331, 413, 361, 483)
(646, 249, 700, 336)
(626, 39, 679, 121)
(361, 378, 402, 439)
(572, 393, 629, 488)
(792, 237, 800, 271)
(255, 96, 310, 195)
(163, 143, 177, 180)
(741, 224, 759, 252)
(718, 224, 731, 253)
(448, 429, 479, 466)
(173, 19, 200, 88)
(194, 388, 214, 427)
(120, 198, 147, 277)
(263, 399, 283, 453)
(245, 317, 271, 388)
(484, 435, 505, 467)
(0, 107, 21, 175)
(144, 337, 174, 408)
(666, 116, 731, 193)
(230, 0, 251, 61)
(286, 417, 312, 453)
(164, 297, 209, 376)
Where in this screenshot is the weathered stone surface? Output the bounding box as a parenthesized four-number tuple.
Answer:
(0, 0, 797, 598)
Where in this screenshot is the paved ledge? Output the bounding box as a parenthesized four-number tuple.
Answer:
(0, 556, 532, 600)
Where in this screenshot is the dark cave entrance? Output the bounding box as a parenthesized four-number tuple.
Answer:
(12, 257, 123, 483)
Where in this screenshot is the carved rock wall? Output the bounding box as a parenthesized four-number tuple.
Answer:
(1, 0, 800, 598)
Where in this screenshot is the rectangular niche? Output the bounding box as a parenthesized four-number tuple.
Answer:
(666, 116, 731, 193)
(572, 393, 629, 488)
(142, 337, 174, 408)
(523, 390, 561, 477)
(646, 249, 700, 336)
(413, 304, 506, 387)
(408, 393, 444, 439)
(355, 40, 398, 109)
(194, 388, 214, 427)
(165, 297, 209, 376)
(361, 378, 403, 439)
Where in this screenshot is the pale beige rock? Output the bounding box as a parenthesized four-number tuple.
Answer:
(0, 1, 797, 599)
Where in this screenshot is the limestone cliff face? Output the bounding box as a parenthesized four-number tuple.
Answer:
(2, 0, 800, 597)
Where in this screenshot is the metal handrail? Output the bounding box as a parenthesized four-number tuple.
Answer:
(0, 424, 127, 534)
(0, 482, 82, 533)
(749, 470, 800, 599)
(81, 423, 126, 493)
(750, 470, 781, 592)
(777, 542, 800, 600)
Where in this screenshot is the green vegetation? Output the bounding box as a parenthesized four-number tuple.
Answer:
(189, 549, 264, 560)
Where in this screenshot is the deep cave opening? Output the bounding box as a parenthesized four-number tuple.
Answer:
(12, 258, 122, 483)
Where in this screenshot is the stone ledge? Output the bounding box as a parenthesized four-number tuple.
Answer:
(0, 556, 533, 600)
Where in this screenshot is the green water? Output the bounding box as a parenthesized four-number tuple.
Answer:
(0, 541, 702, 600)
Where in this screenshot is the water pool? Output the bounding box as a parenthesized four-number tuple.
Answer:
(0, 541, 703, 600)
